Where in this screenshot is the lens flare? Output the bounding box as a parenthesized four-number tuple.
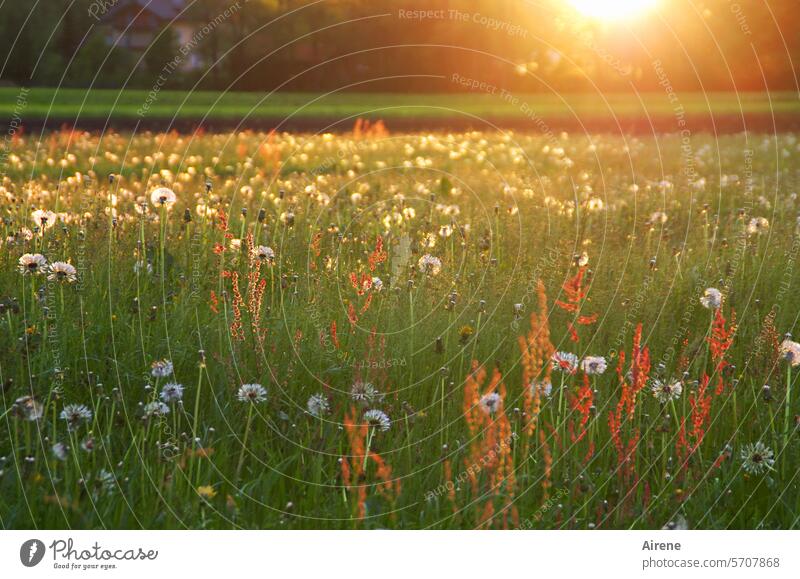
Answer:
(566, 0, 659, 21)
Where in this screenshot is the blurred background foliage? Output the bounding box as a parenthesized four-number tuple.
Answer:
(0, 0, 797, 93)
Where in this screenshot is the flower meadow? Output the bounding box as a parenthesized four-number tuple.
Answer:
(1, 127, 800, 529)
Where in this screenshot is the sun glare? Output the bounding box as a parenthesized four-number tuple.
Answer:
(567, 0, 658, 21)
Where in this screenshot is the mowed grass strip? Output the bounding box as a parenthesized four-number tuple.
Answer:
(1, 88, 798, 122)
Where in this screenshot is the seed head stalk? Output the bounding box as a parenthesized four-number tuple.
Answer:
(236, 403, 255, 480)
(784, 364, 793, 476)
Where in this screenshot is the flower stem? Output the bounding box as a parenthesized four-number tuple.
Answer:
(236, 404, 254, 480)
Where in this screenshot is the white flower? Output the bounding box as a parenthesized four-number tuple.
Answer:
(418, 254, 442, 276)
(350, 381, 383, 406)
(651, 379, 683, 403)
(60, 404, 92, 430)
(740, 442, 775, 474)
(780, 339, 800, 366)
(238, 383, 267, 403)
(13, 396, 43, 421)
(581, 356, 607, 375)
(150, 359, 174, 378)
(306, 393, 329, 417)
(531, 381, 553, 398)
(586, 197, 604, 212)
(47, 261, 77, 283)
(700, 287, 722, 310)
(649, 211, 668, 224)
(253, 245, 275, 263)
(150, 187, 177, 207)
(160, 382, 184, 403)
(479, 392, 502, 415)
(372, 277, 383, 291)
(144, 401, 170, 418)
(52, 442, 69, 461)
(576, 251, 589, 267)
(32, 209, 57, 230)
(364, 409, 391, 431)
(551, 351, 579, 374)
(746, 217, 769, 235)
(18, 253, 47, 275)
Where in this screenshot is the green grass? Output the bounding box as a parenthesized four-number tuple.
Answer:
(1, 87, 798, 121)
(0, 129, 799, 529)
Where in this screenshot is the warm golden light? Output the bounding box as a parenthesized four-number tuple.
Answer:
(567, 0, 658, 20)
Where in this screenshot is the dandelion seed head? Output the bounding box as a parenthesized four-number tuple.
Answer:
(364, 409, 391, 431)
(237, 383, 267, 404)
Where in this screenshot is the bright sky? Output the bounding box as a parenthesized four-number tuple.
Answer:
(566, 0, 659, 21)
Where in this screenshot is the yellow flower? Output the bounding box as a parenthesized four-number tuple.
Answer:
(197, 485, 217, 499)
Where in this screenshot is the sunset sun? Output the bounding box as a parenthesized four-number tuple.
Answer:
(567, 0, 659, 20)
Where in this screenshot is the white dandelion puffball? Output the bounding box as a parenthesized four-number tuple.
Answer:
(18, 253, 47, 275)
(418, 254, 442, 276)
(254, 245, 275, 262)
(746, 216, 769, 235)
(238, 383, 267, 404)
(60, 403, 92, 430)
(700, 287, 722, 310)
(581, 356, 607, 375)
(651, 379, 683, 403)
(740, 442, 774, 475)
(47, 261, 78, 283)
(479, 392, 502, 415)
(306, 393, 330, 417)
(160, 382, 185, 403)
(150, 359, 174, 378)
(780, 339, 800, 367)
(551, 351, 579, 374)
(364, 409, 391, 431)
(32, 209, 57, 230)
(150, 187, 177, 207)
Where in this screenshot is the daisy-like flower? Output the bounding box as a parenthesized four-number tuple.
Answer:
(144, 401, 170, 418)
(350, 381, 383, 406)
(531, 381, 553, 398)
(13, 396, 43, 421)
(780, 339, 800, 367)
(306, 393, 330, 417)
(418, 254, 442, 276)
(581, 356, 608, 375)
(651, 379, 683, 403)
(364, 409, 391, 432)
(551, 351, 579, 374)
(237, 383, 267, 404)
(253, 245, 275, 263)
(740, 441, 775, 475)
(150, 186, 177, 207)
(746, 216, 769, 235)
(576, 251, 589, 267)
(60, 403, 92, 430)
(18, 253, 47, 275)
(32, 209, 57, 230)
(47, 261, 77, 283)
(479, 392, 502, 415)
(160, 382, 184, 403)
(700, 287, 722, 310)
(150, 359, 174, 378)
